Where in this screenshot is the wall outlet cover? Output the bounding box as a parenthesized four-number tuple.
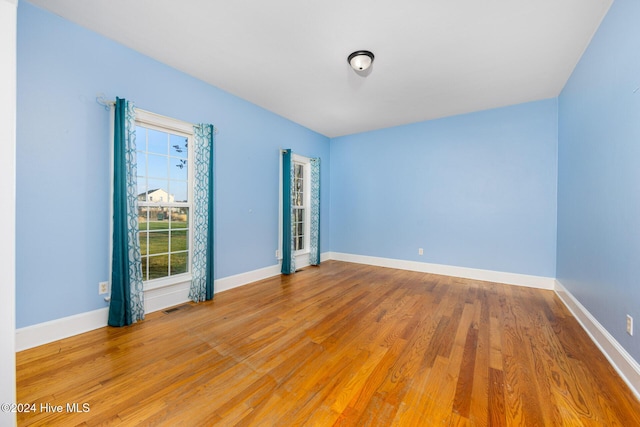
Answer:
(99, 281, 109, 295)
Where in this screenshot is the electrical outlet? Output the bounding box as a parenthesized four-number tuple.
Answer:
(627, 315, 634, 336)
(418, 248, 424, 256)
(275, 249, 280, 259)
(99, 281, 109, 295)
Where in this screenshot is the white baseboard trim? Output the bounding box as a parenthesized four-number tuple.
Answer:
(216, 263, 281, 293)
(16, 252, 333, 351)
(15, 308, 110, 352)
(328, 252, 555, 290)
(216, 251, 332, 293)
(554, 280, 640, 400)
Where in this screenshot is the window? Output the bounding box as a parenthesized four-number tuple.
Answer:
(135, 111, 193, 283)
(292, 155, 311, 254)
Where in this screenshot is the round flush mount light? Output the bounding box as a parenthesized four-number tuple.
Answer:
(348, 50, 375, 71)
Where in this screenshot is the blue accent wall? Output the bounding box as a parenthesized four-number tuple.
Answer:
(330, 99, 558, 277)
(558, 0, 640, 361)
(16, 3, 330, 328)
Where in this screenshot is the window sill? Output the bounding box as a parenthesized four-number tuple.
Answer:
(277, 250, 310, 262)
(143, 273, 192, 291)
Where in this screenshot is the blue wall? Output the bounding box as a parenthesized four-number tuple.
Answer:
(558, 0, 640, 361)
(19, 1, 601, 342)
(330, 99, 558, 277)
(16, 3, 330, 328)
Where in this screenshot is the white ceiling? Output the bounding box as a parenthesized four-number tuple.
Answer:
(28, 0, 613, 137)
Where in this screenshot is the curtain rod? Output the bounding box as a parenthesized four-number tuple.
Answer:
(96, 94, 115, 110)
(96, 94, 218, 134)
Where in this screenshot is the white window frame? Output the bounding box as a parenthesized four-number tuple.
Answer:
(292, 154, 311, 256)
(135, 109, 194, 291)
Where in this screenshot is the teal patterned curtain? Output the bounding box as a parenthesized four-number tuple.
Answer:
(281, 149, 295, 274)
(108, 98, 145, 327)
(189, 124, 215, 302)
(309, 157, 321, 265)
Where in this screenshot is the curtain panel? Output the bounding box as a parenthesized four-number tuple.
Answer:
(189, 124, 215, 302)
(281, 149, 296, 274)
(108, 98, 145, 327)
(309, 157, 320, 266)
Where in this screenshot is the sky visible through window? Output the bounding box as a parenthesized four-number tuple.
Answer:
(136, 126, 189, 202)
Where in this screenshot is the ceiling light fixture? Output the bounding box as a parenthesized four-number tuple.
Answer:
(348, 50, 375, 71)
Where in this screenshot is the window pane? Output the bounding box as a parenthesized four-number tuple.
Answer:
(171, 158, 188, 181)
(137, 122, 191, 283)
(141, 256, 148, 281)
(136, 126, 147, 150)
(148, 255, 168, 280)
(295, 164, 303, 178)
(170, 134, 188, 159)
(170, 253, 188, 275)
(170, 180, 188, 203)
(136, 152, 146, 176)
(139, 231, 148, 256)
(171, 230, 188, 252)
(147, 154, 168, 180)
(147, 179, 172, 203)
(147, 129, 168, 155)
(171, 208, 189, 228)
(138, 207, 150, 230)
(148, 231, 169, 255)
(137, 177, 147, 201)
(145, 207, 167, 228)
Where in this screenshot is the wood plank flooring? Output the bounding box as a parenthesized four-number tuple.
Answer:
(16, 261, 640, 426)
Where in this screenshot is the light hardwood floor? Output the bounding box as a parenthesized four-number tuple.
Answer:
(16, 261, 640, 426)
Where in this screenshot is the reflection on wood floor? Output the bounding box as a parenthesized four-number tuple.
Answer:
(17, 261, 640, 426)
